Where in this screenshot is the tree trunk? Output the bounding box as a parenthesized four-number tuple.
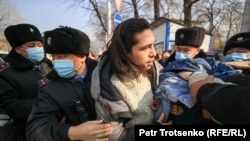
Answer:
(131, 0, 139, 18)
(183, 0, 199, 27)
(154, 0, 160, 20)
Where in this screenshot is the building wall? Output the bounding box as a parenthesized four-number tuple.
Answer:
(153, 23, 166, 54)
(202, 34, 212, 52)
(166, 22, 184, 51)
(152, 20, 212, 53)
(241, 0, 250, 32)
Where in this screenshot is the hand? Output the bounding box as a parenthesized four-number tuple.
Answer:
(178, 71, 193, 80)
(151, 98, 160, 111)
(225, 61, 250, 69)
(202, 109, 212, 120)
(190, 75, 214, 101)
(156, 113, 172, 125)
(68, 119, 113, 141)
(170, 104, 183, 116)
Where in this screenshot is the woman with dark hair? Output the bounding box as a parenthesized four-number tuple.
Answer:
(91, 18, 163, 141)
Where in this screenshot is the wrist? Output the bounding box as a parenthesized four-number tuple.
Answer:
(68, 126, 78, 140)
(189, 72, 208, 87)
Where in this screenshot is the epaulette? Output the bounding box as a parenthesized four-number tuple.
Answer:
(37, 77, 53, 87)
(0, 62, 10, 72)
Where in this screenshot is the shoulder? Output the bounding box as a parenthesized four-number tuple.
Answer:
(86, 58, 98, 68)
(0, 62, 11, 72)
(154, 61, 163, 71)
(37, 77, 53, 87)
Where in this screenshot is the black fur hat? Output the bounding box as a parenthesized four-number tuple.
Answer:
(175, 27, 206, 48)
(44, 27, 90, 56)
(223, 32, 250, 55)
(4, 23, 43, 48)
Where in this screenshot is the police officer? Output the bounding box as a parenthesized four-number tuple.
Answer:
(158, 27, 216, 125)
(26, 26, 113, 141)
(220, 32, 250, 86)
(0, 24, 52, 141)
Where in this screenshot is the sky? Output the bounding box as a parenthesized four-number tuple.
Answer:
(5, 0, 93, 38)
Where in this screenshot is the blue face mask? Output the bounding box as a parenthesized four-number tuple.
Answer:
(224, 53, 248, 62)
(26, 47, 45, 63)
(175, 52, 191, 60)
(52, 59, 80, 78)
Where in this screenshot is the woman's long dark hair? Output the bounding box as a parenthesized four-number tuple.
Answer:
(107, 18, 152, 81)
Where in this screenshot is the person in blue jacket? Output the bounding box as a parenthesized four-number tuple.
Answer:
(152, 27, 242, 125)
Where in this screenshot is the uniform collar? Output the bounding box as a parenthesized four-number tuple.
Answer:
(74, 68, 87, 83)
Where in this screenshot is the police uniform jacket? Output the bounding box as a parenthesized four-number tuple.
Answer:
(196, 82, 250, 124)
(163, 50, 216, 124)
(0, 49, 52, 140)
(26, 58, 97, 141)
